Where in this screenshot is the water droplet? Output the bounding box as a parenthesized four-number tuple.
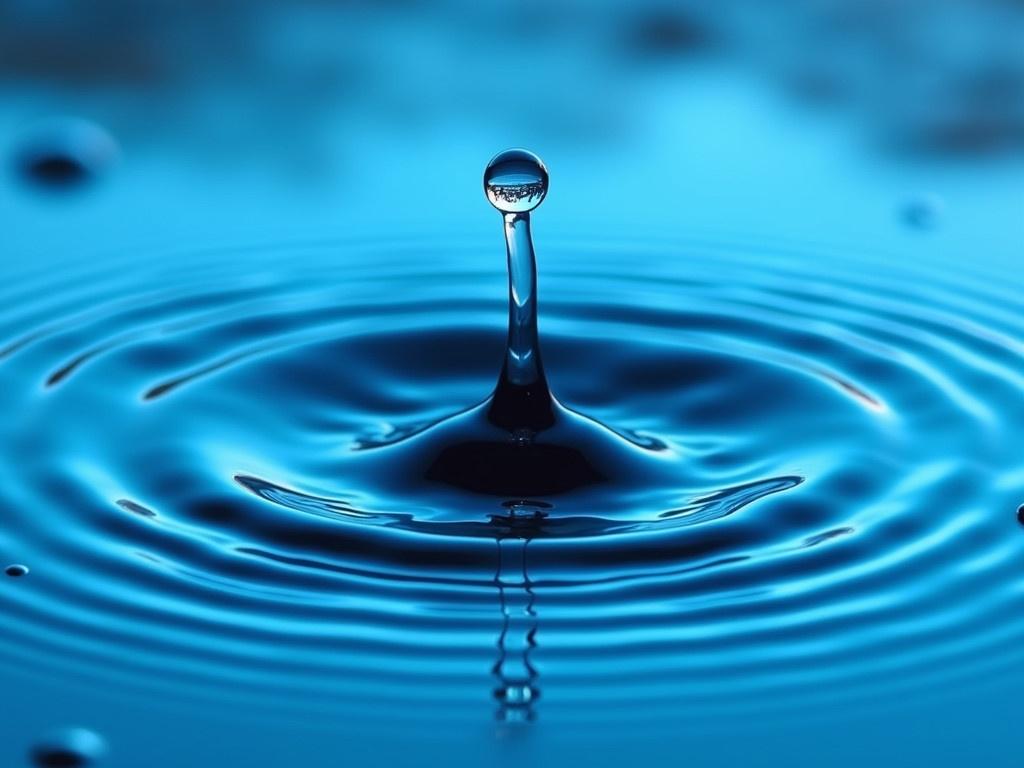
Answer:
(5, 564, 29, 577)
(1017, 505, 1024, 526)
(31, 728, 107, 767)
(483, 148, 557, 434)
(484, 149, 548, 214)
(900, 194, 944, 230)
(14, 118, 119, 191)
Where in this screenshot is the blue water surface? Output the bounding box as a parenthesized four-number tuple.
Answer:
(1, 3, 1023, 767)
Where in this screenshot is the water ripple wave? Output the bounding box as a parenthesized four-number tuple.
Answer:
(1, 235, 1022, 727)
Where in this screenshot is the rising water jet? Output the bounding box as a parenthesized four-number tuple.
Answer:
(235, 149, 803, 533)
(394, 149, 677, 503)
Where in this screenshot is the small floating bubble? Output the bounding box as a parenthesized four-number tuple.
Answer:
(13, 118, 119, 191)
(900, 194, 945, 231)
(31, 727, 107, 767)
(5, 563, 29, 577)
(484, 149, 548, 214)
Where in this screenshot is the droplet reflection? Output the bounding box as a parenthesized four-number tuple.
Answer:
(484, 149, 549, 214)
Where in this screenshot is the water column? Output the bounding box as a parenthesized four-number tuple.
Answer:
(484, 149, 556, 434)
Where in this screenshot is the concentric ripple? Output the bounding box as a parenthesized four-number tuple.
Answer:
(1, 235, 1023, 729)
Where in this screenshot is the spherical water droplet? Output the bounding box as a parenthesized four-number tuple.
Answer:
(31, 728, 107, 767)
(900, 194, 944, 230)
(1017, 505, 1024, 526)
(5, 563, 29, 577)
(484, 149, 548, 214)
(14, 118, 119, 190)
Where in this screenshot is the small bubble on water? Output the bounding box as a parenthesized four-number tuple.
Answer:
(5, 563, 29, 577)
(13, 118, 119, 190)
(900, 194, 944, 230)
(484, 149, 548, 214)
(31, 727, 107, 767)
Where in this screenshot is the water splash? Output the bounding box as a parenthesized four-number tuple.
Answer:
(319, 149, 796, 525)
(485, 149, 553, 430)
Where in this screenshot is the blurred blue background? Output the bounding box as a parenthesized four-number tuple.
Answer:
(2, 0, 1022, 262)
